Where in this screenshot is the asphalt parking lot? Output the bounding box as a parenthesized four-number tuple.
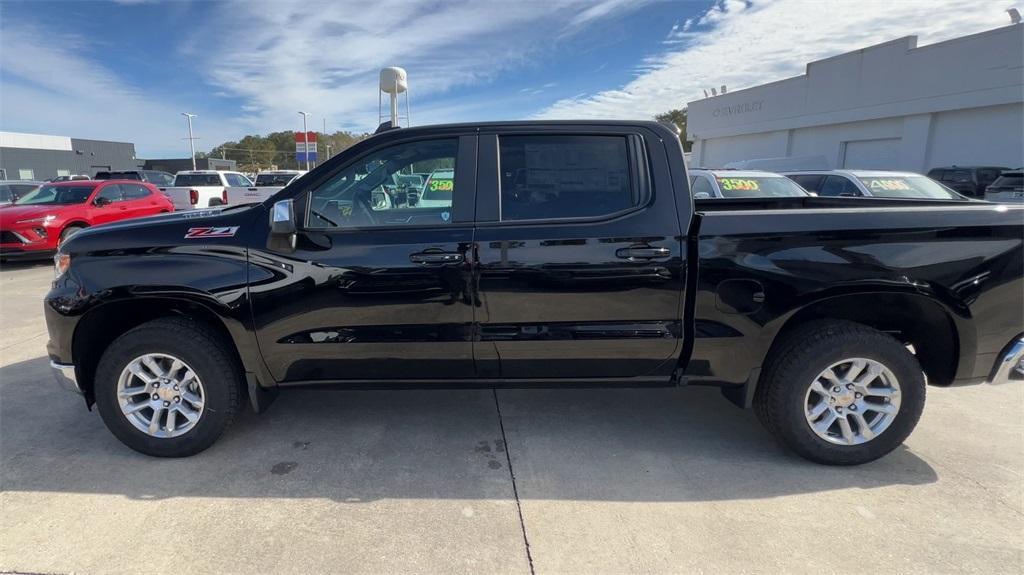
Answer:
(1, 261, 1021, 575)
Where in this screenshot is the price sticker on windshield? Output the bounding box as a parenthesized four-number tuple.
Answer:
(865, 179, 912, 191)
(428, 178, 454, 192)
(718, 178, 760, 191)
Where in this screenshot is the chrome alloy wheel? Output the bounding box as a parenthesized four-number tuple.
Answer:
(117, 353, 205, 438)
(804, 358, 902, 446)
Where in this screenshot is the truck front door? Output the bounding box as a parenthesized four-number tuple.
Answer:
(472, 128, 686, 380)
(249, 134, 479, 383)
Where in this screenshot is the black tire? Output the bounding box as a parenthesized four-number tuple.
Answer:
(59, 225, 85, 245)
(754, 320, 925, 465)
(94, 317, 241, 457)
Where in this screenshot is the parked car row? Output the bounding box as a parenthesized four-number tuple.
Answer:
(689, 165, 1024, 203)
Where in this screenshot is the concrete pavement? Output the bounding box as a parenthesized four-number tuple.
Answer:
(1, 261, 1021, 574)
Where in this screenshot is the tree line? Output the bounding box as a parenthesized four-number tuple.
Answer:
(199, 130, 371, 172)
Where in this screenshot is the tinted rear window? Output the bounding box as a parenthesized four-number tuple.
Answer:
(174, 174, 222, 186)
(978, 169, 1006, 184)
(498, 135, 634, 221)
(255, 174, 297, 187)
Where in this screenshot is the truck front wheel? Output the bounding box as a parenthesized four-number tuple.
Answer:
(94, 317, 241, 457)
(754, 320, 926, 465)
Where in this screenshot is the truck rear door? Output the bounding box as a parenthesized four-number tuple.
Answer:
(471, 126, 686, 380)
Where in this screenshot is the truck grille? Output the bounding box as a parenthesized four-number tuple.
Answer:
(0, 231, 25, 244)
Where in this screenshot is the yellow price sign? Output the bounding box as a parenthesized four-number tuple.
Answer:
(429, 179, 454, 192)
(718, 178, 761, 191)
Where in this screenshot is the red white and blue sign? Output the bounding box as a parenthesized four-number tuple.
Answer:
(295, 131, 318, 163)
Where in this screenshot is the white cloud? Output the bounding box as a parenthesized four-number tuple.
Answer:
(537, 0, 1020, 120)
(190, 0, 654, 137)
(0, 24, 219, 156)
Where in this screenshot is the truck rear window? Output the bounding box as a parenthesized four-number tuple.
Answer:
(255, 174, 296, 187)
(174, 174, 222, 186)
(716, 176, 808, 198)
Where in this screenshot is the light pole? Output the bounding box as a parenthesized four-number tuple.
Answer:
(298, 111, 310, 171)
(181, 112, 198, 170)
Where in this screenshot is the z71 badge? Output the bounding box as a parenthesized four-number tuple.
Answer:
(185, 226, 240, 239)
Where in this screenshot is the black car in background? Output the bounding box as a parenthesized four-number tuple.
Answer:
(94, 170, 175, 187)
(927, 166, 1008, 198)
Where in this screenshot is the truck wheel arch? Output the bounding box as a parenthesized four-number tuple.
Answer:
(71, 297, 248, 404)
(725, 291, 963, 408)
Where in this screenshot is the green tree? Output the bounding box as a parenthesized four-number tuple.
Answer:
(655, 108, 692, 152)
(207, 130, 371, 172)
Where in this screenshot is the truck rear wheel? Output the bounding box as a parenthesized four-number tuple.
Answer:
(94, 317, 241, 457)
(754, 320, 925, 465)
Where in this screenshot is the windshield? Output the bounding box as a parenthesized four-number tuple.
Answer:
(255, 174, 297, 187)
(856, 176, 964, 199)
(174, 174, 222, 186)
(715, 176, 808, 198)
(15, 184, 95, 205)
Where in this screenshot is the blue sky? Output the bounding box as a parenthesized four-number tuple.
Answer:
(0, 0, 1017, 157)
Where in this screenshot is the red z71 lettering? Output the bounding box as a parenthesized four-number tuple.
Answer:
(184, 226, 239, 239)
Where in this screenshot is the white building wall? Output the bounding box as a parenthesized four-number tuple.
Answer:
(687, 23, 1024, 171)
(927, 103, 1024, 168)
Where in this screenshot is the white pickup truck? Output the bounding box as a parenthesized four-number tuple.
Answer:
(223, 170, 305, 206)
(162, 170, 254, 210)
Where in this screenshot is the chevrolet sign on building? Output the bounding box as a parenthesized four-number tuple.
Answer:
(686, 23, 1024, 172)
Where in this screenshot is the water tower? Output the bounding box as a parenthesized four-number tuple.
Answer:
(379, 67, 410, 129)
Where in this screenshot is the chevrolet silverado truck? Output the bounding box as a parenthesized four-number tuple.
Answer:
(45, 121, 1024, 463)
(163, 170, 254, 210)
(224, 170, 306, 206)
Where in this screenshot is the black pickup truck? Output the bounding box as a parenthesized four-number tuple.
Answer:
(45, 121, 1024, 464)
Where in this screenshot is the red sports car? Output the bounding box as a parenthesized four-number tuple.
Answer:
(0, 180, 173, 259)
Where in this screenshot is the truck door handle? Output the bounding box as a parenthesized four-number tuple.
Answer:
(616, 246, 671, 260)
(410, 251, 463, 264)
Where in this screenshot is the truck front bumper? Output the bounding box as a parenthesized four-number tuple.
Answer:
(51, 361, 83, 394)
(989, 337, 1024, 385)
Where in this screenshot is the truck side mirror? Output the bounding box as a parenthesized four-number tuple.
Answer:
(271, 199, 296, 234)
(268, 199, 297, 253)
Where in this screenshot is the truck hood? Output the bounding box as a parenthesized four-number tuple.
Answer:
(74, 205, 253, 238)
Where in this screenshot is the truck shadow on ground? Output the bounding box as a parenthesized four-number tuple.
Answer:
(1, 355, 938, 503)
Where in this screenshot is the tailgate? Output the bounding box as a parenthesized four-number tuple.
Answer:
(225, 186, 280, 205)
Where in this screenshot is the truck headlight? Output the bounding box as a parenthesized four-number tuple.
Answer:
(54, 253, 71, 278)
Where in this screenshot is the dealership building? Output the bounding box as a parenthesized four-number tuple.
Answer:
(686, 23, 1024, 172)
(0, 132, 141, 181)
